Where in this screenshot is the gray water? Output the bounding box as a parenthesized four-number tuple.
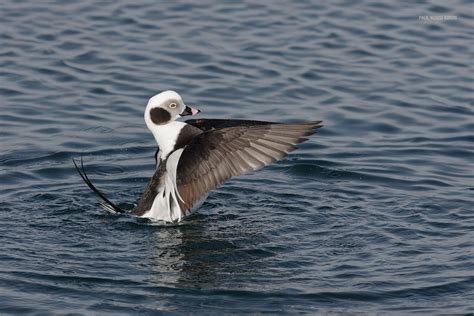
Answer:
(1, 0, 473, 314)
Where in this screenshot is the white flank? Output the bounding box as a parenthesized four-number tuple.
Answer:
(141, 149, 185, 222)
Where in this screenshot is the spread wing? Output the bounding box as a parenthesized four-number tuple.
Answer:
(154, 119, 275, 166)
(176, 121, 323, 213)
(185, 118, 275, 132)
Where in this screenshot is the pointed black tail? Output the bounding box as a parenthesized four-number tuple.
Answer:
(73, 157, 125, 214)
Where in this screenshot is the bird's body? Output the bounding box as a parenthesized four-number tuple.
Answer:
(74, 91, 322, 222)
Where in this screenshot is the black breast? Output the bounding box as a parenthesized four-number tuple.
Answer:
(173, 124, 202, 150)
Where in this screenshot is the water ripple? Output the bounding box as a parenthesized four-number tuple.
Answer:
(0, 0, 473, 314)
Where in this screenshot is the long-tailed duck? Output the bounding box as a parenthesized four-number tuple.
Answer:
(74, 90, 322, 222)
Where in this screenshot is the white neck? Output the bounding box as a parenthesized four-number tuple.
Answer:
(148, 121, 186, 160)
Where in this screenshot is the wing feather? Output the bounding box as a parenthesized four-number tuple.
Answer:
(176, 121, 323, 212)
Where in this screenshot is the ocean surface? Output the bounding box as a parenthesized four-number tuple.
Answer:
(1, 0, 473, 314)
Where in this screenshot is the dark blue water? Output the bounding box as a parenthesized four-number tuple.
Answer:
(1, 0, 473, 314)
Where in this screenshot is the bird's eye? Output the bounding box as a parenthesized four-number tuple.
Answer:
(169, 103, 177, 109)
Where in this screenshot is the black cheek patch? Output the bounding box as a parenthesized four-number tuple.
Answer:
(150, 108, 171, 125)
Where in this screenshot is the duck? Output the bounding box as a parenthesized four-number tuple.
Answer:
(74, 90, 322, 222)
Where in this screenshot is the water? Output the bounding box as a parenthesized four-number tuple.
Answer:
(1, 0, 473, 314)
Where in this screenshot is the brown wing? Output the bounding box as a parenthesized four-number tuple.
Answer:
(176, 121, 323, 213)
(185, 118, 275, 131)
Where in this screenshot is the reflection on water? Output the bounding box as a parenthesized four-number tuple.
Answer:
(147, 212, 267, 290)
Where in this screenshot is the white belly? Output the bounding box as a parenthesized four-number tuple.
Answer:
(141, 181, 182, 222)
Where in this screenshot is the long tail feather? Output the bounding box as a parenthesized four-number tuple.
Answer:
(73, 157, 124, 214)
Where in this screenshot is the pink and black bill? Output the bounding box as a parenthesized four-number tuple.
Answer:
(180, 106, 200, 116)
